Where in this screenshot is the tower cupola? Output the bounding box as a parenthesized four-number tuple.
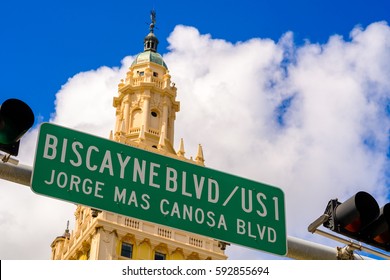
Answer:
(131, 9, 167, 69)
(113, 10, 178, 154)
(143, 10, 159, 52)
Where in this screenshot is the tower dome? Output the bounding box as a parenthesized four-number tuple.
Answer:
(131, 50, 168, 69)
(131, 10, 168, 69)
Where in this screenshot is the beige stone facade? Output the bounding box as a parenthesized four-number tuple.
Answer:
(51, 207, 227, 260)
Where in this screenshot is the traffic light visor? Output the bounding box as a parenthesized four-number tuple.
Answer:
(0, 98, 34, 145)
(335, 191, 379, 233)
(367, 203, 390, 245)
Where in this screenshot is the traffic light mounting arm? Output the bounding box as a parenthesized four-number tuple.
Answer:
(308, 193, 390, 259)
(308, 221, 390, 259)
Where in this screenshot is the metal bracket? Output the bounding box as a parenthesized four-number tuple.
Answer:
(308, 214, 329, 233)
(0, 152, 19, 165)
(308, 215, 390, 260)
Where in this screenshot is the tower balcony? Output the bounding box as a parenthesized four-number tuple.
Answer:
(118, 74, 176, 94)
(57, 208, 227, 260)
(114, 126, 177, 155)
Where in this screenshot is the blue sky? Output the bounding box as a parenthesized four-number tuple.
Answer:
(1, 0, 390, 260)
(1, 0, 389, 123)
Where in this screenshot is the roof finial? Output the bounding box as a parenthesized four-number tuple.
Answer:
(63, 220, 70, 239)
(144, 9, 159, 52)
(177, 138, 186, 157)
(195, 144, 205, 165)
(150, 9, 156, 33)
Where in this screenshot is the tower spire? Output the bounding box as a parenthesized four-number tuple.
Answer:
(149, 9, 156, 33)
(144, 10, 159, 52)
(195, 144, 205, 165)
(177, 138, 186, 157)
(63, 220, 70, 239)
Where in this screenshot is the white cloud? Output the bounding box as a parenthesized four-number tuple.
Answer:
(1, 22, 390, 259)
(166, 23, 390, 257)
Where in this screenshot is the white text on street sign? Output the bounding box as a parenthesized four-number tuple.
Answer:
(31, 123, 287, 255)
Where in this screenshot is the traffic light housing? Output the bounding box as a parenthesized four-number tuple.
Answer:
(0, 98, 34, 156)
(323, 191, 390, 252)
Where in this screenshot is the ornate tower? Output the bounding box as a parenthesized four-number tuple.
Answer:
(50, 12, 227, 260)
(112, 11, 179, 155)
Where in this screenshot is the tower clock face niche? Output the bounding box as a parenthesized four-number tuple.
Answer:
(150, 109, 160, 129)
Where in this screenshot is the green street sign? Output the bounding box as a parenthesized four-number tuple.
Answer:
(31, 123, 287, 256)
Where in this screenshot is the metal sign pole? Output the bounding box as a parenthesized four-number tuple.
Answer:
(0, 160, 31, 187)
